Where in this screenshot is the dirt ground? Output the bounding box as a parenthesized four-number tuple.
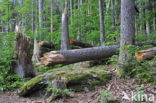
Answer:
(1, 66, 156, 103)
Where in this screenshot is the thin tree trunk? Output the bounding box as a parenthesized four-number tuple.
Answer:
(70, 0, 73, 24)
(50, 0, 53, 32)
(99, 0, 105, 46)
(61, 0, 70, 50)
(145, 1, 151, 35)
(32, 0, 34, 32)
(39, 0, 43, 39)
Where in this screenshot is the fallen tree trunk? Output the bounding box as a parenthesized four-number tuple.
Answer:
(37, 39, 156, 67)
(37, 45, 119, 67)
(135, 47, 156, 60)
(70, 39, 94, 48)
(70, 39, 156, 48)
(39, 41, 55, 49)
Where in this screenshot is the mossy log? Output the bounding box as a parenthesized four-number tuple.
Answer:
(18, 68, 111, 97)
(135, 47, 156, 60)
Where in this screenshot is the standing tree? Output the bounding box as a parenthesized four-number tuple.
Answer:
(50, 0, 53, 33)
(118, 0, 135, 76)
(99, 0, 105, 46)
(61, 0, 70, 50)
(39, 0, 43, 39)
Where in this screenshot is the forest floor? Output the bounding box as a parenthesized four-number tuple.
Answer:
(0, 65, 156, 103)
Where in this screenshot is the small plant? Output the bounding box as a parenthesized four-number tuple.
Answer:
(47, 87, 73, 101)
(132, 86, 145, 103)
(98, 90, 112, 103)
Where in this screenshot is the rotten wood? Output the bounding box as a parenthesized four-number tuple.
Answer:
(135, 47, 156, 60)
(12, 24, 35, 78)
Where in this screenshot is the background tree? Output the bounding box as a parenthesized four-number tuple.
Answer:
(99, 0, 105, 46)
(61, 0, 70, 50)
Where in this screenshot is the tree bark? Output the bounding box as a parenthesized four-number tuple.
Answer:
(99, 0, 105, 46)
(50, 0, 53, 32)
(32, 39, 41, 62)
(69, 39, 156, 48)
(13, 25, 35, 78)
(61, 0, 70, 50)
(118, 0, 135, 75)
(70, 0, 73, 24)
(37, 45, 119, 67)
(39, 0, 43, 39)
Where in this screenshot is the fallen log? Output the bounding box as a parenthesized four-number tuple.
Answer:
(70, 39, 156, 48)
(135, 47, 156, 60)
(37, 45, 119, 67)
(39, 41, 54, 49)
(70, 39, 94, 48)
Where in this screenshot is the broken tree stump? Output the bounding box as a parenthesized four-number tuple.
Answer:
(12, 25, 35, 78)
(135, 47, 156, 60)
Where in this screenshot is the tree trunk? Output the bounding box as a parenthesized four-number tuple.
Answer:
(135, 47, 156, 60)
(70, 39, 94, 48)
(32, 39, 41, 62)
(145, 0, 151, 35)
(69, 39, 156, 48)
(37, 45, 119, 67)
(13, 25, 35, 78)
(61, 0, 70, 50)
(118, 0, 135, 76)
(50, 0, 53, 32)
(70, 0, 73, 24)
(32, 0, 34, 32)
(99, 0, 105, 46)
(39, 0, 43, 39)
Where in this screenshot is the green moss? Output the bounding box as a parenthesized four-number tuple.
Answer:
(19, 75, 44, 96)
(18, 68, 111, 97)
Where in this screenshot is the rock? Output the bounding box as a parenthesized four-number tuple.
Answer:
(18, 68, 111, 98)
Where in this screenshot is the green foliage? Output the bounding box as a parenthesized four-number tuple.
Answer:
(132, 60, 156, 83)
(0, 74, 24, 92)
(47, 88, 73, 101)
(98, 90, 112, 103)
(0, 32, 24, 92)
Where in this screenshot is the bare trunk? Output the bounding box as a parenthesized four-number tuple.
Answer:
(119, 0, 135, 75)
(39, 0, 43, 39)
(70, 0, 73, 24)
(32, 39, 41, 62)
(50, 0, 53, 32)
(99, 0, 105, 46)
(32, 0, 34, 32)
(61, 0, 70, 50)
